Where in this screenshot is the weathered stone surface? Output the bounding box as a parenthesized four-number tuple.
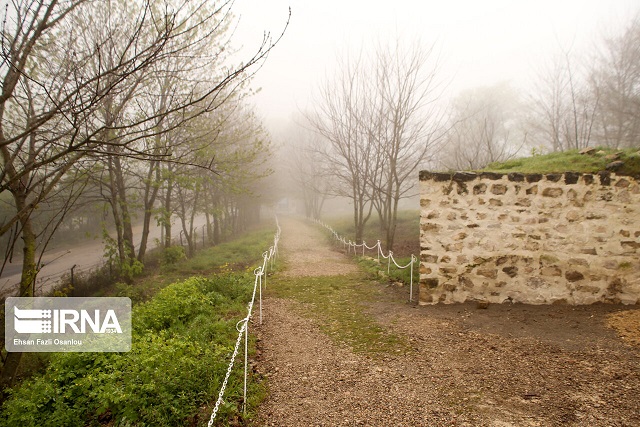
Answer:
(459, 275, 475, 289)
(424, 278, 439, 288)
(439, 267, 457, 276)
(453, 171, 477, 182)
(502, 266, 518, 278)
(606, 160, 625, 171)
(443, 283, 457, 292)
(621, 241, 640, 250)
(419, 170, 639, 305)
(579, 147, 596, 155)
(491, 184, 508, 195)
(422, 254, 438, 263)
(527, 277, 548, 288)
(598, 171, 611, 185)
(477, 268, 498, 279)
(565, 270, 585, 282)
(421, 222, 442, 232)
(568, 258, 589, 266)
(581, 248, 598, 255)
(473, 183, 487, 195)
(541, 266, 562, 276)
(615, 178, 630, 188)
(542, 187, 563, 197)
(508, 173, 525, 182)
(564, 172, 581, 184)
(480, 172, 503, 180)
(566, 210, 580, 222)
(526, 185, 538, 195)
(426, 210, 439, 219)
(526, 174, 543, 183)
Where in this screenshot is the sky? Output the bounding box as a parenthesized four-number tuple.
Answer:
(232, 0, 640, 133)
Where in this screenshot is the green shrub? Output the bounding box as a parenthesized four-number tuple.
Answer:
(161, 245, 187, 266)
(1, 275, 260, 426)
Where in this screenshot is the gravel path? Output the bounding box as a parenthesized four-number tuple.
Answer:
(252, 217, 640, 426)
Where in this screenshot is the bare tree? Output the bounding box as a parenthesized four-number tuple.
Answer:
(284, 125, 331, 219)
(306, 52, 378, 244)
(368, 40, 445, 250)
(591, 14, 640, 148)
(441, 83, 525, 170)
(528, 48, 598, 152)
(0, 0, 286, 394)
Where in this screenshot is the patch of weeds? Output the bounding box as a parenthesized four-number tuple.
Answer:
(269, 273, 409, 357)
(356, 255, 418, 287)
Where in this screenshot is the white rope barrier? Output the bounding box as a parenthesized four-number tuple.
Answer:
(313, 218, 417, 302)
(207, 218, 281, 426)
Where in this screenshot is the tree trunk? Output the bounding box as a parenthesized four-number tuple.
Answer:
(137, 161, 160, 262)
(1, 190, 36, 399)
(163, 173, 173, 248)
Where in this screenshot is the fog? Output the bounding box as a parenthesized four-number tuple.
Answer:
(232, 0, 640, 220)
(234, 0, 639, 127)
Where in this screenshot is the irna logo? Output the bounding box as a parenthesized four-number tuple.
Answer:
(13, 306, 122, 334)
(5, 297, 131, 352)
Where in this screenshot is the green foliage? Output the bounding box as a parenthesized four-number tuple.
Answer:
(161, 245, 187, 266)
(1, 275, 262, 426)
(484, 147, 640, 175)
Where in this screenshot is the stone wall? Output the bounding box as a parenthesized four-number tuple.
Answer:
(419, 170, 640, 305)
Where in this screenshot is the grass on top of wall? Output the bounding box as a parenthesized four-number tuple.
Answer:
(483, 147, 640, 176)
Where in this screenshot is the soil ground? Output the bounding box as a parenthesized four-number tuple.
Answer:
(252, 217, 640, 426)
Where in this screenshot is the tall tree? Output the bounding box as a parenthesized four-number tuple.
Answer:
(369, 40, 445, 250)
(441, 83, 525, 170)
(591, 15, 640, 148)
(0, 0, 286, 394)
(528, 48, 598, 152)
(307, 52, 378, 244)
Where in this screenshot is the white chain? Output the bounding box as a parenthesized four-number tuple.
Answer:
(314, 218, 416, 301)
(207, 218, 281, 426)
(207, 317, 248, 426)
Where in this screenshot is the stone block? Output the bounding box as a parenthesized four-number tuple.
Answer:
(422, 254, 438, 263)
(565, 270, 585, 282)
(502, 266, 518, 278)
(542, 187, 563, 197)
(491, 184, 508, 195)
(477, 268, 498, 279)
(472, 183, 487, 195)
(615, 178, 630, 188)
(424, 278, 439, 289)
(541, 266, 562, 276)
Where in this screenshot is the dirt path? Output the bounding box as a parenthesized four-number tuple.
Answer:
(252, 217, 640, 426)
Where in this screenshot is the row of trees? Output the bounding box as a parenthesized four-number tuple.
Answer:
(289, 15, 640, 249)
(0, 0, 284, 392)
(444, 14, 640, 169)
(301, 41, 446, 250)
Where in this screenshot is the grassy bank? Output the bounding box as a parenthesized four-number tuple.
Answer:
(484, 147, 640, 176)
(1, 225, 278, 426)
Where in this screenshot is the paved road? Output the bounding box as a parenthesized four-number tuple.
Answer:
(0, 216, 208, 297)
